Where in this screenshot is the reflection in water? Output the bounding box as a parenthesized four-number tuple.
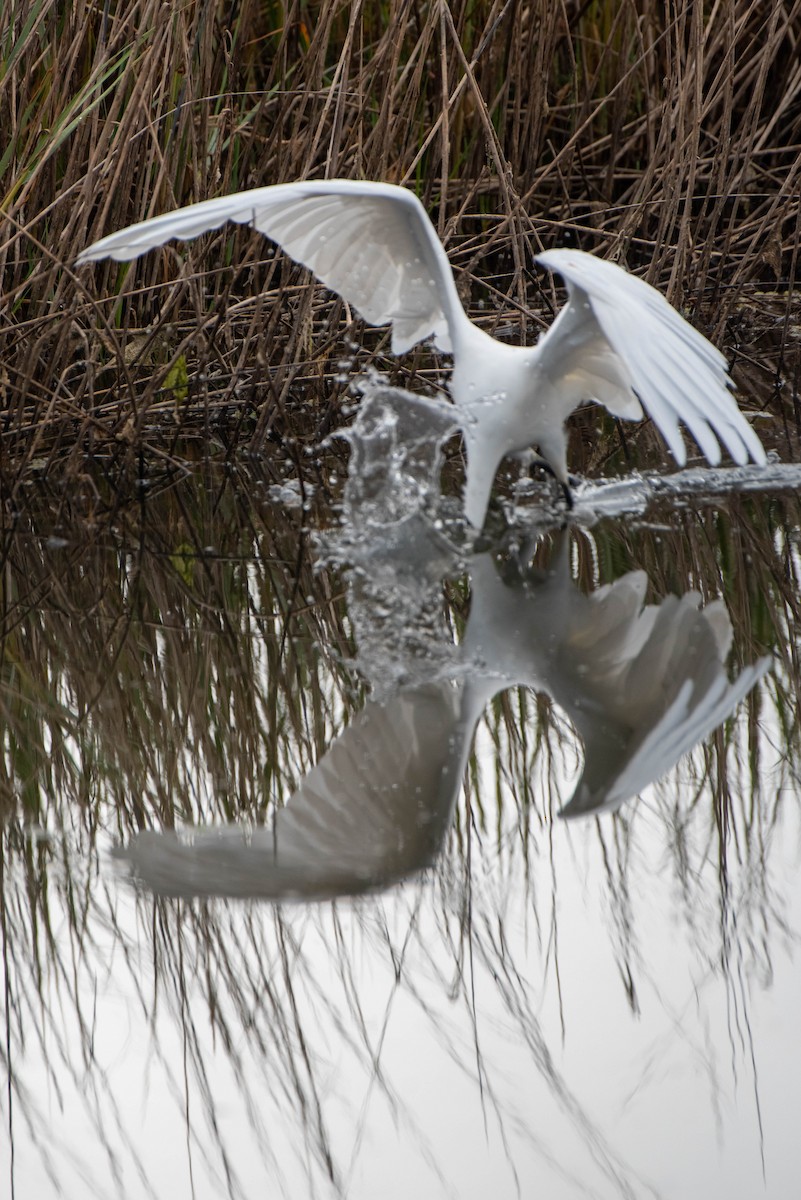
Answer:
(122, 681, 470, 899)
(0, 388, 798, 1199)
(120, 385, 769, 898)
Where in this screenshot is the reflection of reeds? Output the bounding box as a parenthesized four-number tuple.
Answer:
(0, 468, 796, 1193)
(0, 461, 356, 828)
(2, 1, 800, 475)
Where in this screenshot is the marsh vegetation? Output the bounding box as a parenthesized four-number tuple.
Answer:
(2, 0, 800, 481)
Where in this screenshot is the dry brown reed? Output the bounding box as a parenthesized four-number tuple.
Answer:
(2, 0, 801, 484)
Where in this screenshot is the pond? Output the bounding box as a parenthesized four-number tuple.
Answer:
(1, 382, 800, 1199)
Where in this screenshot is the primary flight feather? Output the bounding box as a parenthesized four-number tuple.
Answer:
(77, 179, 766, 526)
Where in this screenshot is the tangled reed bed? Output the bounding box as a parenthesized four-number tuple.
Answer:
(1, 0, 801, 488)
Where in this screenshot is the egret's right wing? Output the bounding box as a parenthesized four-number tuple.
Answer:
(535, 249, 766, 468)
(77, 180, 470, 354)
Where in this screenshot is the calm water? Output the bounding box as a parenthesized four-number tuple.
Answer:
(1, 385, 800, 1199)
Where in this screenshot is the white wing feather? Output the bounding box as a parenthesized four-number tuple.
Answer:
(536, 249, 766, 467)
(77, 180, 470, 354)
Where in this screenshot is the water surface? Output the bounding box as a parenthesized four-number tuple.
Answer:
(1, 388, 800, 1198)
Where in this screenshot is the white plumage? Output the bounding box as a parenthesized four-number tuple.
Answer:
(78, 179, 766, 526)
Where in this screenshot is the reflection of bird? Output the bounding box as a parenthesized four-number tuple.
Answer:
(77, 180, 766, 528)
(119, 532, 768, 899)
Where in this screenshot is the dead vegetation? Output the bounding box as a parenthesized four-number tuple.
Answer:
(2, 0, 801, 485)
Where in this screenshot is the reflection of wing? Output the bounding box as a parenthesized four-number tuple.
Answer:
(558, 591, 771, 817)
(536, 250, 766, 468)
(462, 549, 653, 692)
(77, 180, 470, 354)
(119, 681, 472, 901)
(624, 656, 769, 807)
(463, 542, 769, 819)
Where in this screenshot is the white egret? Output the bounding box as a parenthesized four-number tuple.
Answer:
(77, 179, 767, 526)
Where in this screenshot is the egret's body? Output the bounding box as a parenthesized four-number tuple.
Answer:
(77, 179, 767, 526)
(449, 328, 572, 520)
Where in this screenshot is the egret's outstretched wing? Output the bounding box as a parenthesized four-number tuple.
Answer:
(535, 249, 766, 467)
(77, 180, 470, 354)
